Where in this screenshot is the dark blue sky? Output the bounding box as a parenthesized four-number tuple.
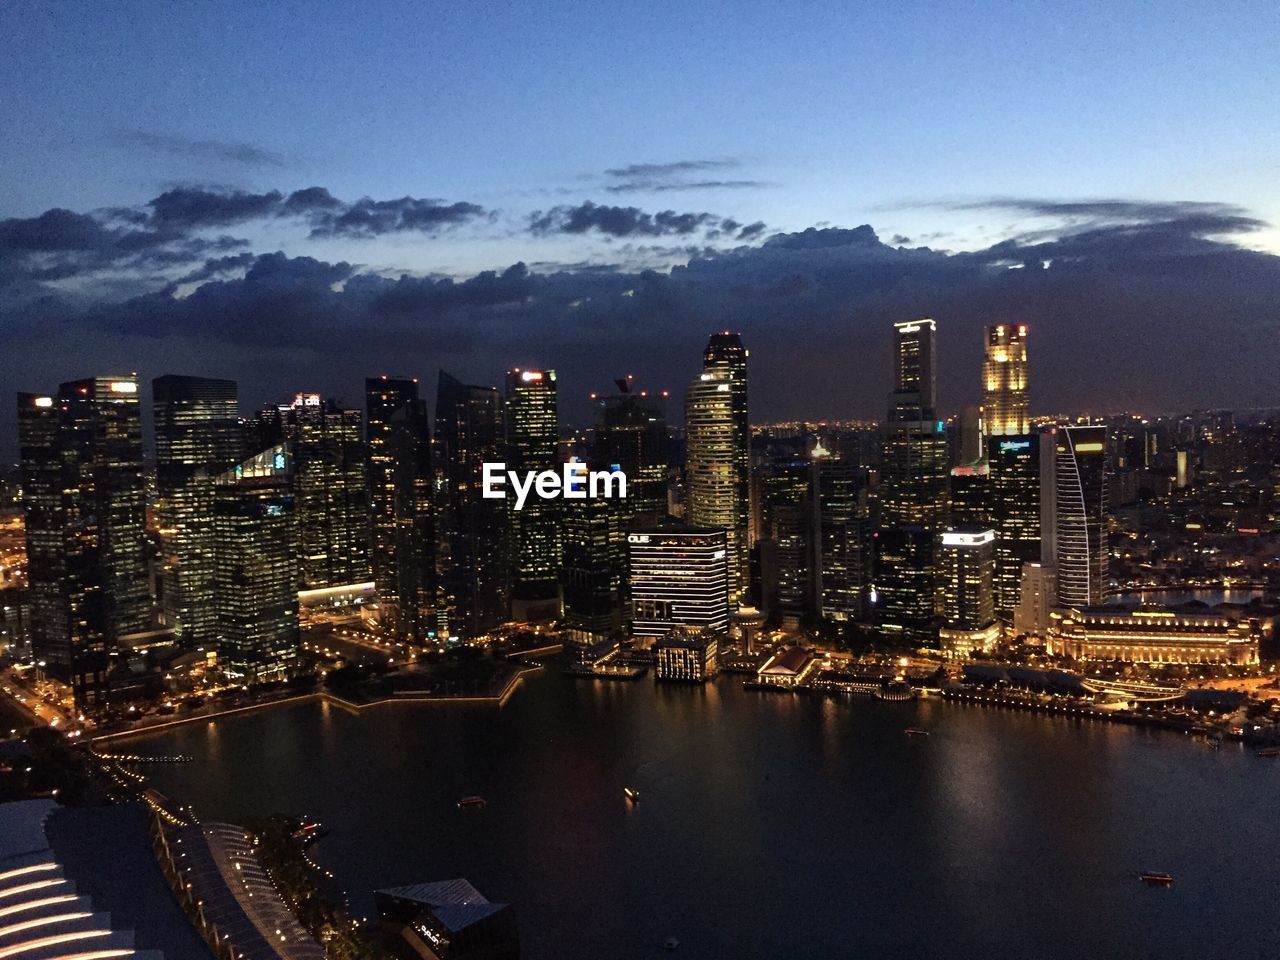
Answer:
(2, 0, 1279, 442)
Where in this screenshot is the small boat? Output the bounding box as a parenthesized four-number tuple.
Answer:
(457, 796, 487, 809)
(904, 728, 930, 737)
(664, 937, 680, 951)
(624, 787, 640, 802)
(1139, 871, 1174, 885)
(1257, 747, 1280, 758)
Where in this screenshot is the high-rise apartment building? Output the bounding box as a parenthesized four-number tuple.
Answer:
(505, 368, 561, 621)
(366, 376, 434, 641)
(153, 375, 243, 647)
(17, 376, 149, 710)
(627, 525, 730, 639)
(685, 332, 750, 603)
(1054, 425, 1109, 607)
(434, 371, 508, 638)
(212, 444, 298, 682)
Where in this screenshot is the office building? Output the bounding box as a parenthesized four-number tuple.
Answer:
(1012, 561, 1057, 638)
(812, 451, 869, 622)
(686, 332, 750, 603)
(283, 394, 370, 591)
(434, 371, 508, 638)
(949, 460, 992, 527)
(153, 375, 243, 647)
(560, 488, 626, 641)
(938, 527, 1000, 658)
(982, 324, 1029, 436)
(880, 319, 949, 531)
(593, 377, 669, 524)
(755, 456, 812, 623)
(872, 526, 936, 639)
(212, 444, 299, 683)
(1054, 425, 1109, 607)
(627, 524, 730, 639)
(505, 368, 561, 621)
(653, 627, 719, 682)
(366, 376, 435, 641)
(17, 375, 149, 710)
(988, 433, 1043, 620)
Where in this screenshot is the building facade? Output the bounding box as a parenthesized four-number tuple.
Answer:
(505, 369, 561, 621)
(1054, 425, 1109, 607)
(627, 525, 730, 639)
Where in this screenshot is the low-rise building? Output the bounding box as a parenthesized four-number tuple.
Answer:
(1047, 605, 1267, 666)
(653, 628, 718, 682)
(756, 645, 819, 688)
(375, 879, 518, 960)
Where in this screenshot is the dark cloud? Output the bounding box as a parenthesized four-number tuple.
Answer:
(3, 196, 1277, 453)
(116, 130, 292, 169)
(149, 188, 284, 227)
(604, 160, 739, 179)
(283, 186, 343, 212)
(529, 201, 725, 238)
(308, 197, 488, 238)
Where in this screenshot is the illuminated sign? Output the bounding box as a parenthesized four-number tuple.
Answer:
(628, 534, 650, 544)
(521, 370, 543, 382)
(273, 452, 287, 471)
(999, 439, 1031, 452)
(33, 396, 53, 408)
(941, 530, 996, 547)
(1074, 442, 1104, 453)
(109, 380, 137, 394)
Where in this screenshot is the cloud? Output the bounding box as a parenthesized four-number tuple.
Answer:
(529, 201, 727, 238)
(149, 188, 285, 227)
(116, 130, 293, 169)
(308, 197, 488, 238)
(601, 159, 768, 193)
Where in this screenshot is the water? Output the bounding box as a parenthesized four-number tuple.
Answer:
(131, 668, 1280, 960)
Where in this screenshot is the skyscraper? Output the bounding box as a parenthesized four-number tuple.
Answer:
(434, 371, 508, 638)
(505, 368, 561, 621)
(876, 320, 949, 635)
(982, 324, 1029, 436)
(987, 433, 1043, 620)
(366, 376, 434, 641)
(1054, 425, 1109, 607)
(811, 449, 869, 622)
(17, 376, 149, 711)
(592, 378, 669, 525)
(283, 394, 370, 591)
(560, 487, 626, 642)
(938, 527, 999, 658)
(213, 444, 299, 682)
(685, 332, 749, 603)
(627, 525, 730, 639)
(153, 375, 243, 647)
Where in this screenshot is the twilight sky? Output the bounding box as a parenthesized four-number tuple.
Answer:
(2, 0, 1279, 455)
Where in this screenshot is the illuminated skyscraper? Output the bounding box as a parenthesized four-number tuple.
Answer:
(560, 486, 626, 642)
(811, 450, 869, 622)
(987, 433, 1043, 620)
(366, 376, 434, 641)
(17, 376, 149, 710)
(593, 377, 669, 524)
(281, 394, 370, 591)
(982, 324, 1029, 436)
(685, 332, 749, 603)
(434, 371, 508, 638)
(153, 375, 243, 647)
(505, 368, 561, 621)
(1054, 425, 1109, 606)
(213, 444, 299, 682)
(876, 320, 948, 635)
(938, 527, 999, 658)
(627, 525, 730, 639)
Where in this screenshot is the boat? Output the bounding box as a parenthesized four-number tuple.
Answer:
(664, 937, 680, 951)
(624, 787, 640, 802)
(1257, 747, 1280, 758)
(904, 728, 930, 737)
(1139, 871, 1175, 885)
(457, 796, 487, 809)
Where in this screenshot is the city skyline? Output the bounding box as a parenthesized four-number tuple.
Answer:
(3, 3, 1280, 457)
